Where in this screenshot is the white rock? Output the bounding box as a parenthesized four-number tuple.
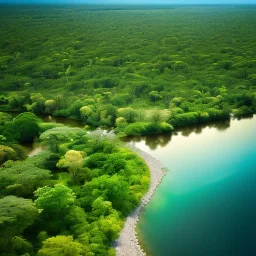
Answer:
(113, 144, 166, 256)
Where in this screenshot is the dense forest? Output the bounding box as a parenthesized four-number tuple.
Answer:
(0, 5, 256, 134)
(0, 112, 150, 255)
(0, 4, 256, 255)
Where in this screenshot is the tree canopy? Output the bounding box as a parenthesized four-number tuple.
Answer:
(0, 5, 255, 134)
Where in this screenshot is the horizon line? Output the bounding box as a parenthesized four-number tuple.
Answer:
(1, 3, 256, 5)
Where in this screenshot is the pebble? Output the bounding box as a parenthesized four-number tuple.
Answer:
(112, 143, 166, 256)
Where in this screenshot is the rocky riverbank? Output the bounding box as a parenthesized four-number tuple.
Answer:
(113, 143, 167, 256)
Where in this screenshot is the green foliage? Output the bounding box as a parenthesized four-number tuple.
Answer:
(1, 5, 256, 255)
(38, 122, 65, 133)
(0, 196, 38, 254)
(117, 107, 138, 123)
(248, 74, 256, 85)
(0, 145, 17, 165)
(110, 93, 132, 106)
(0, 135, 7, 142)
(35, 184, 76, 217)
(79, 174, 136, 215)
(93, 77, 118, 88)
(57, 150, 84, 177)
(0, 196, 39, 234)
(207, 108, 230, 121)
(7, 94, 29, 111)
(0, 141, 28, 166)
(0, 120, 150, 255)
(103, 153, 126, 175)
(12, 236, 33, 255)
(115, 117, 127, 127)
(80, 106, 93, 122)
(45, 99, 57, 114)
(1, 5, 255, 129)
(0, 158, 52, 197)
(169, 109, 230, 127)
(37, 236, 84, 256)
(148, 110, 168, 123)
(232, 106, 254, 117)
(29, 93, 46, 113)
(149, 91, 162, 102)
(86, 104, 117, 127)
(169, 112, 200, 126)
(25, 150, 60, 170)
(40, 127, 85, 153)
(3, 112, 41, 143)
(0, 112, 12, 128)
(123, 122, 174, 136)
(84, 152, 107, 169)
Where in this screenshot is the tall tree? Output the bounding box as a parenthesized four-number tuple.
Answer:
(0, 196, 38, 253)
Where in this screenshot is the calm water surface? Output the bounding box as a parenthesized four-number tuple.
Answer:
(127, 116, 256, 256)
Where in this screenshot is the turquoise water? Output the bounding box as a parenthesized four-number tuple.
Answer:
(130, 116, 256, 256)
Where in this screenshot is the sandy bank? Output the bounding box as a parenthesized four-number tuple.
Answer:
(113, 143, 166, 256)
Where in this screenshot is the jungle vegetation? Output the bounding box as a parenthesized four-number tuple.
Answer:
(0, 112, 150, 255)
(0, 5, 256, 135)
(1, 4, 256, 255)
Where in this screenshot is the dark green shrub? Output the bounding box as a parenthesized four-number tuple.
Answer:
(3, 112, 41, 143)
(207, 108, 230, 120)
(232, 106, 254, 117)
(123, 122, 173, 136)
(169, 112, 199, 127)
(84, 153, 107, 169)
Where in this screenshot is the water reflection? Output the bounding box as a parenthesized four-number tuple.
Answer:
(137, 115, 256, 256)
(122, 133, 172, 150)
(237, 113, 254, 120)
(144, 134, 172, 150)
(123, 120, 231, 150)
(176, 120, 230, 137)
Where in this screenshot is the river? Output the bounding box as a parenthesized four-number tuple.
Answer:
(124, 115, 256, 256)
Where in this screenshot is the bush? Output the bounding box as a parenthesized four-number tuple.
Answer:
(169, 112, 199, 127)
(0, 112, 12, 127)
(84, 153, 107, 169)
(3, 112, 41, 143)
(207, 108, 230, 120)
(40, 127, 85, 153)
(0, 145, 17, 165)
(117, 107, 138, 123)
(123, 122, 173, 136)
(169, 109, 230, 127)
(37, 236, 84, 256)
(39, 122, 65, 133)
(45, 100, 57, 114)
(110, 93, 133, 106)
(80, 106, 93, 122)
(232, 106, 254, 117)
(53, 108, 70, 117)
(149, 91, 162, 102)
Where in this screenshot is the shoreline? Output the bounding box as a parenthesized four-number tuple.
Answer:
(113, 143, 167, 256)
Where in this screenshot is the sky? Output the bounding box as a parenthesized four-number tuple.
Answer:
(1, 0, 256, 4)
